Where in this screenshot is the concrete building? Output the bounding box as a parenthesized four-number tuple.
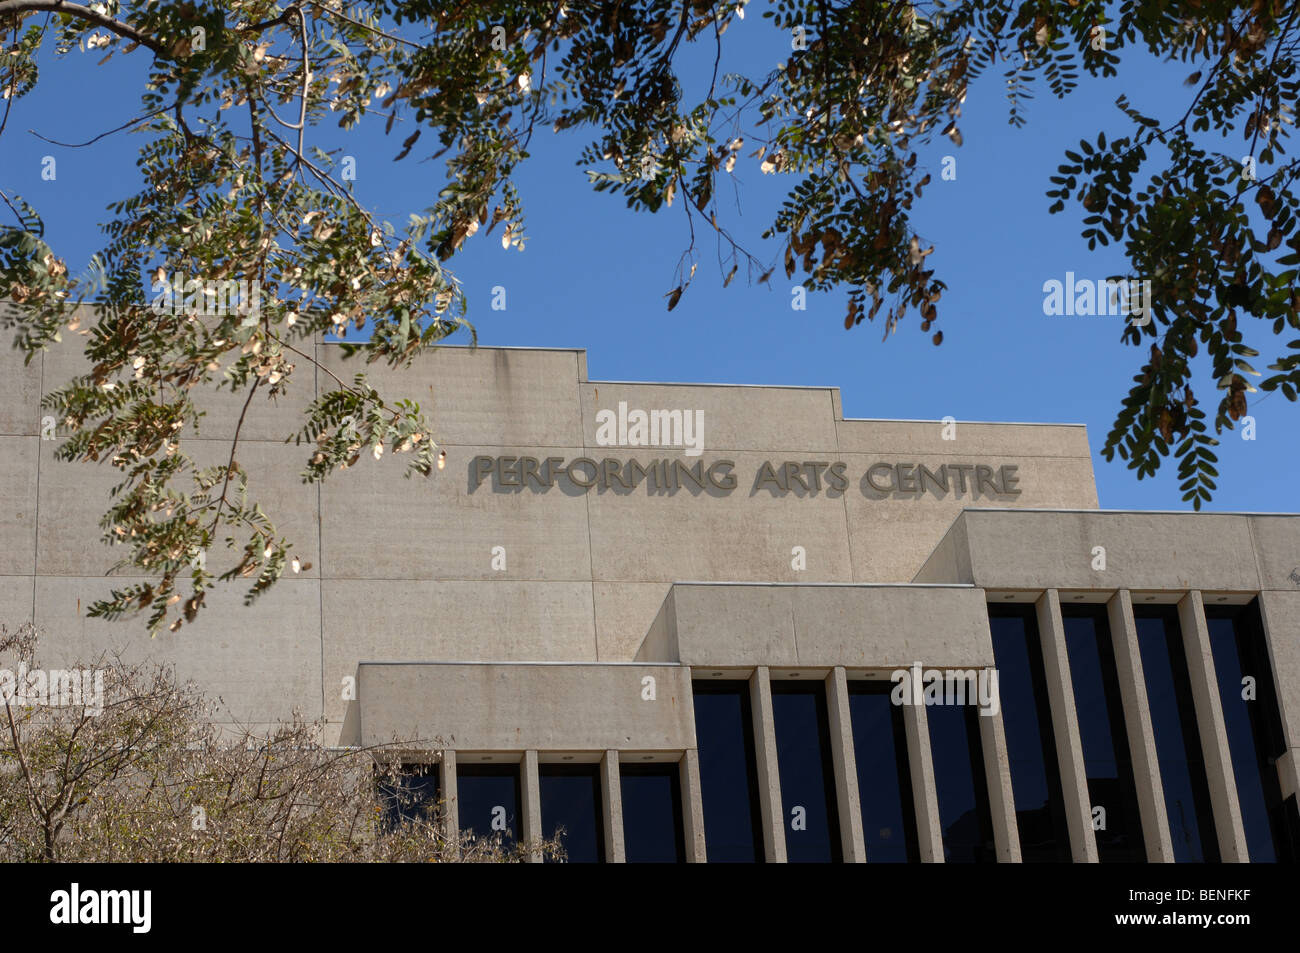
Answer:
(2, 337, 1298, 862)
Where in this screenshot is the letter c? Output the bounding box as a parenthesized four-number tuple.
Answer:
(866, 463, 895, 493)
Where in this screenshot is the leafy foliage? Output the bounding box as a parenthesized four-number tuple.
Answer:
(1, 0, 1297, 637)
(1039, 2, 1300, 508)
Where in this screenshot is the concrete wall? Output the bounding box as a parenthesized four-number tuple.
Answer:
(1, 331, 1096, 738)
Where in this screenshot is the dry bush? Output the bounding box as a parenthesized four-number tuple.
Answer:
(0, 623, 560, 862)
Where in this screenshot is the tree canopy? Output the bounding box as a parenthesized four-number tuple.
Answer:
(1, 1, 1297, 632)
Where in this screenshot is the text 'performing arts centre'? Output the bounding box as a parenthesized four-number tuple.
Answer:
(6, 343, 1300, 863)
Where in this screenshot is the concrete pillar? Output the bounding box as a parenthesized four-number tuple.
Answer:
(600, 750, 625, 863)
(1278, 750, 1298, 801)
(1177, 591, 1249, 862)
(441, 749, 459, 846)
(826, 667, 866, 862)
(978, 687, 1022, 863)
(903, 697, 945, 862)
(1107, 590, 1174, 862)
(1257, 592, 1300, 809)
(681, 749, 708, 863)
(1036, 589, 1099, 862)
(749, 666, 786, 863)
(521, 750, 543, 863)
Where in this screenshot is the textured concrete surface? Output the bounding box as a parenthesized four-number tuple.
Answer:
(31, 573, 323, 725)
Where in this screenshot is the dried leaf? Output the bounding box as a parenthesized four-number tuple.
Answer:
(394, 128, 421, 161)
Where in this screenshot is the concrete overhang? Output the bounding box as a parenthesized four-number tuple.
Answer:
(913, 509, 1300, 593)
(357, 661, 695, 751)
(637, 582, 995, 669)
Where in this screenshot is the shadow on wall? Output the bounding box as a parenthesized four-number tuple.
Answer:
(467, 455, 734, 499)
(859, 462, 1023, 504)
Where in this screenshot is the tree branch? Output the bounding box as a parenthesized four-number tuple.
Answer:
(208, 377, 260, 536)
(0, 0, 165, 56)
(27, 107, 167, 148)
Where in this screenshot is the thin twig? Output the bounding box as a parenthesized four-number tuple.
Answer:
(208, 378, 260, 535)
(27, 108, 166, 148)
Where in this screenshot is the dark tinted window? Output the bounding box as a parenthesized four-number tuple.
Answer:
(620, 762, 685, 863)
(693, 680, 765, 862)
(1206, 601, 1300, 862)
(989, 605, 1072, 862)
(539, 763, 604, 863)
(927, 687, 997, 863)
(848, 680, 919, 862)
(1134, 605, 1219, 862)
(457, 763, 522, 852)
(770, 680, 841, 862)
(377, 762, 439, 830)
(1063, 605, 1147, 862)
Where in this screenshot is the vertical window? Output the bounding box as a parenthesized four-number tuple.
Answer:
(693, 680, 765, 862)
(539, 763, 605, 863)
(848, 680, 919, 862)
(457, 762, 522, 853)
(1134, 605, 1219, 862)
(620, 762, 685, 863)
(770, 680, 841, 862)
(1206, 601, 1300, 862)
(377, 763, 439, 830)
(988, 605, 1072, 862)
(928, 684, 997, 863)
(1062, 605, 1147, 862)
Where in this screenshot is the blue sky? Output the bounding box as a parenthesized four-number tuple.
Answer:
(3, 11, 1295, 512)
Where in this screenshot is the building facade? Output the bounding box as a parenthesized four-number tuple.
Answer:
(2, 338, 1298, 862)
